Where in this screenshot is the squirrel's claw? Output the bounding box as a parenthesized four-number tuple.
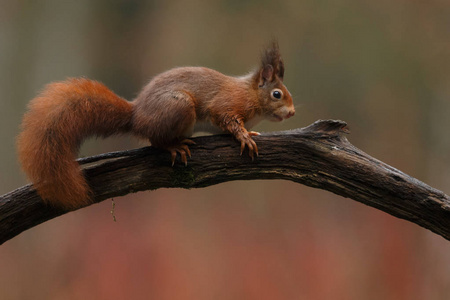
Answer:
(168, 140, 194, 166)
(170, 150, 177, 166)
(239, 135, 258, 160)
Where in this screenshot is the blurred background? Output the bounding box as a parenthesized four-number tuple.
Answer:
(1, 0, 450, 299)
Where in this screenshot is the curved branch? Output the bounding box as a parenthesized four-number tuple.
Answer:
(1, 120, 449, 244)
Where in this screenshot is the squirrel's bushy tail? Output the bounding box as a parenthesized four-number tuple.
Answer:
(17, 78, 133, 209)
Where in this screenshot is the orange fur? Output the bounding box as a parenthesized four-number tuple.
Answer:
(17, 78, 132, 209)
(17, 42, 295, 209)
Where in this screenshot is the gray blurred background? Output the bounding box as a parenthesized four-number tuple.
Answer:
(1, 0, 449, 299)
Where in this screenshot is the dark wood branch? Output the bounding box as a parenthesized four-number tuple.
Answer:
(1, 120, 449, 244)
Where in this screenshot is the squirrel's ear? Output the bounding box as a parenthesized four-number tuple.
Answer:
(259, 64, 274, 87)
(260, 41, 284, 83)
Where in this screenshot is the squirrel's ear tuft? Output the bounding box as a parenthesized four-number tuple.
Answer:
(260, 41, 284, 81)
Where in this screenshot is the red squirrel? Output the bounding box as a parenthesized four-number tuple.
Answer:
(17, 42, 295, 209)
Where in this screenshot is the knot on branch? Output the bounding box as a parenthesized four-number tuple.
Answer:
(305, 119, 349, 134)
(292, 120, 350, 143)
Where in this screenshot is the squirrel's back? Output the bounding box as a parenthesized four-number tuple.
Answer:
(17, 78, 132, 209)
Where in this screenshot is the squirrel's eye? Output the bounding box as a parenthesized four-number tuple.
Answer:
(271, 89, 283, 100)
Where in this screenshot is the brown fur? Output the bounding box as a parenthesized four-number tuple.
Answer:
(17, 43, 294, 209)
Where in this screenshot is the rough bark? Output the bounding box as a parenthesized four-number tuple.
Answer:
(1, 120, 449, 244)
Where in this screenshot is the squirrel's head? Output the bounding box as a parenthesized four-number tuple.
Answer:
(253, 42, 295, 122)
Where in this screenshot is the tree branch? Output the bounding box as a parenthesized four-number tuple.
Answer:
(1, 120, 449, 244)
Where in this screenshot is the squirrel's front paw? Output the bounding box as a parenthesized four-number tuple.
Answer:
(238, 133, 259, 160)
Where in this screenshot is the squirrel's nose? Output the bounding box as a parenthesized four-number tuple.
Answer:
(286, 110, 295, 118)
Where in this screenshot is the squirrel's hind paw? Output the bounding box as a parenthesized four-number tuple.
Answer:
(167, 139, 194, 166)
